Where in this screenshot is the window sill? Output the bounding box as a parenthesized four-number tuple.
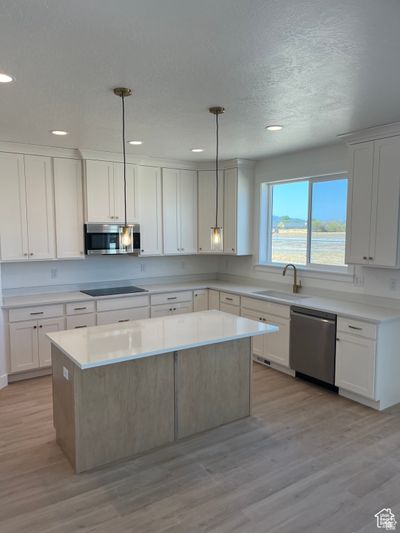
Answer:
(254, 263, 354, 283)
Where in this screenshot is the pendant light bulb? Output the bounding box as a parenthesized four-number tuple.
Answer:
(121, 225, 132, 247)
(210, 226, 223, 250)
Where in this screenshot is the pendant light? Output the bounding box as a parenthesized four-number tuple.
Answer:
(114, 87, 132, 248)
(209, 106, 225, 251)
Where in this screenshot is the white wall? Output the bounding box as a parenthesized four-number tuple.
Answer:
(221, 143, 400, 302)
(1, 255, 219, 294)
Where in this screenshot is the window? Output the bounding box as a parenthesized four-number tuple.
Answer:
(260, 175, 348, 269)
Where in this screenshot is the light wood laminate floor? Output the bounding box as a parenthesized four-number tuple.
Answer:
(1, 363, 400, 533)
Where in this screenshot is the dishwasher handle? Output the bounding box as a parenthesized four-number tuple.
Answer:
(291, 310, 336, 325)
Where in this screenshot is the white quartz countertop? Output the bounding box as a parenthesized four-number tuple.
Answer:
(47, 310, 276, 369)
(2, 279, 400, 323)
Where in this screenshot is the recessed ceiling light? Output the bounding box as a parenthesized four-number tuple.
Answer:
(265, 125, 283, 131)
(0, 73, 14, 83)
(128, 140, 143, 145)
(51, 130, 68, 136)
(191, 148, 204, 153)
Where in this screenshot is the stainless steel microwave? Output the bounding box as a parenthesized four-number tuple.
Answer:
(84, 224, 140, 255)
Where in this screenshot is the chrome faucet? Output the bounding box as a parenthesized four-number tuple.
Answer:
(283, 263, 302, 294)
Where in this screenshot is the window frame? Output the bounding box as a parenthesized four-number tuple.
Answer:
(259, 173, 350, 274)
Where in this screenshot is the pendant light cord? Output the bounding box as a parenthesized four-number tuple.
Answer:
(215, 111, 219, 228)
(122, 93, 127, 227)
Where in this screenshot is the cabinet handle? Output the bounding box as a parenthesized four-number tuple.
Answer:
(336, 337, 340, 341)
(74, 307, 87, 311)
(225, 297, 233, 301)
(39, 325, 43, 328)
(74, 325, 87, 328)
(199, 247, 202, 251)
(118, 319, 130, 323)
(30, 253, 34, 256)
(141, 249, 144, 253)
(369, 257, 373, 260)
(167, 297, 177, 300)
(363, 256, 367, 260)
(115, 216, 119, 219)
(23, 253, 28, 256)
(232, 248, 235, 252)
(348, 325, 362, 331)
(259, 317, 262, 321)
(33, 325, 37, 329)
(30, 312, 44, 315)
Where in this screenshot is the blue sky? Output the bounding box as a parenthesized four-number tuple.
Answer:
(272, 179, 348, 221)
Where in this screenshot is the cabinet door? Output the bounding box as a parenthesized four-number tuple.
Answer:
(220, 302, 240, 316)
(223, 168, 237, 253)
(345, 143, 374, 265)
(113, 163, 137, 223)
(179, 170, 197, 254)
(9, 320, 39, 373)
(54, 158, 84, 259)
(97, 307, 149, 325)
(85, 160, 115, 223)
(241, 310, 264, 357)
(335, 333, 376, 399)
(162, 169, 180, 254)
(262, 313, 290, 367)
(369, 137, 400, 267)
(0, 152, 29, 261)
(37, 317, 65, 367)
(208, 289, 220, 310)
(193, 290, 208, 311)
(137, 166, 162, 256)
(198, 170, 223, 253)
(24, 155, 56, 260)
(150, 305, 172, 318)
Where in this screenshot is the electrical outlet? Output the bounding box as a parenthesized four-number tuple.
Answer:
(50, 267, 58, 279)
(390, 278, 397, 291)
(62, 366, 69, 381)
(140, 263, 145, 273)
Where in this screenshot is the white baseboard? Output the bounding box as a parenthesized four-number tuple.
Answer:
(0, 373, 8, 390)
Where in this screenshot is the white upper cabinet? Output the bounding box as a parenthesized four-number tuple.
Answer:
(53, 158, 84, 259)
(137, 166, 162, 256)
(198, 170, 223, 253)
(24, 156, 56, 260)
(162, 168, 197, 255)
(346, 136, 400, 267)
(0, 152, 29, 261)
(0, 153, 55, 262)
(198, 164, 253, 255)
(85, 160, 137, 223)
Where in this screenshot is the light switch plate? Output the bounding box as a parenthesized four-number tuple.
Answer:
(62, 366, 69, 381)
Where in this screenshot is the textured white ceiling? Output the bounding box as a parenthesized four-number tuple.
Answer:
(1, 0, 400, 161)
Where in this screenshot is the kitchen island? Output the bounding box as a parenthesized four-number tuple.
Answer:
(47, 310, 276, 473)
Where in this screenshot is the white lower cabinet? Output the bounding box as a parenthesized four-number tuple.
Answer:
(151, 301, 193, 318)
(220, 302, 240, 316)
(241, 297, 290, 368)
(335, 329, 376, 400)
(193, 290, 208, 312)
(97, 307, 149, 326)
(208, 290, 220, 310)
(9, 317, 64, 372)
(66, 313, 96, 330)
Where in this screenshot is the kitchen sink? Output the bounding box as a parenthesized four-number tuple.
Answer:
(252, 290, 311, 302)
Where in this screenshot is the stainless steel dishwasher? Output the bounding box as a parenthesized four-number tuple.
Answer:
(290, 306, 337, 387)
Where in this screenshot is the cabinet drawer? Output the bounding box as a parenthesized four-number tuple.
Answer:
(220, 302, 241, 316)
(241, 297, 290, 319)
(337, 317, 377, 339)
(150, 301, 193, 318)
(97, 307, 150, 326)
(9, 304, 64, 323)
(96, 295, 149, 312)
(150, 291, 193, 306)
(66, 314, 96, 329)
(220, 292, 240, 307)
(66, 301, 95, 315)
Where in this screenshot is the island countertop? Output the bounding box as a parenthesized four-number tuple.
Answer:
(47, 310, 276, 370)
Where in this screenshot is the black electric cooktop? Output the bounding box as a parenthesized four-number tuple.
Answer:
(80, 286, 148, 297)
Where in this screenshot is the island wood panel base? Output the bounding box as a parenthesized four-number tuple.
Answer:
(52, 338, 252, 473)
(175, 337, 252, 439)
